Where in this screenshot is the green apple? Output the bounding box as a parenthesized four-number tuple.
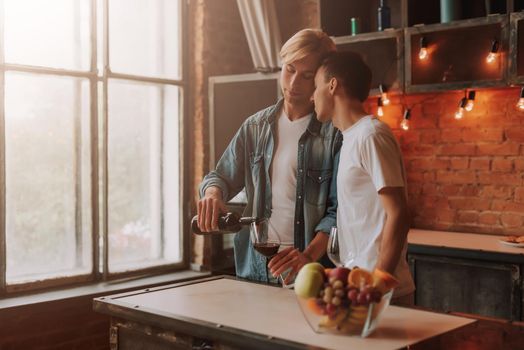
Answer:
(300, 262, 324, 275)
(294, 265, 325, 298)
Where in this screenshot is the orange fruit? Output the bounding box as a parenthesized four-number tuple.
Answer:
(305, 298, 324, 315)
(347, 268, 373, 288)
(372, 268, 399, 293)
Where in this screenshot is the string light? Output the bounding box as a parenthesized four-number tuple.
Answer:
(465, 90, 476, 112)
(419, 37, 428, 60)
(401, 109, 411, 131)
(455, 97, 467, 119)
(517, 87, 524, 110)
(379, 84, 390, 105)
(486, 40, 499, 64)
(377, 97, 384, 117)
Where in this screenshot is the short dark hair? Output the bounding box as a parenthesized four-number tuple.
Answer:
(320, 51, 372, 102)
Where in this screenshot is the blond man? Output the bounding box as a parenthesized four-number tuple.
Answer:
(198, 29, 340, 283)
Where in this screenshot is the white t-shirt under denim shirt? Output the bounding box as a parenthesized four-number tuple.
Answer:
(337, 115, 415, 297)
(268, 108, 311, 249)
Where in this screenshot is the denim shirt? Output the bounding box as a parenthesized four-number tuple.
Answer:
(200, 99, 341, 282)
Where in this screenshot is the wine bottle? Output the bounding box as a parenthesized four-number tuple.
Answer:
(191, 212, 262, 234)
(377, 0, 391, 32)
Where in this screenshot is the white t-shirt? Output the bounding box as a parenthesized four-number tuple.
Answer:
(268, 108, 311, 248)
(337, 115, 415, 297)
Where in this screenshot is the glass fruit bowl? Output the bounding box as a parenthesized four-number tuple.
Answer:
(294, 264, 398, 337)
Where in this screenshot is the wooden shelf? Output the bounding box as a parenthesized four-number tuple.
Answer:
(509, 11, 524, 84)
(405, 15, 508, 93)
(333, 30, 404, 96)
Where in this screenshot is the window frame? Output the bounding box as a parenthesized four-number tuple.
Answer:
(0, 0, 189, 295)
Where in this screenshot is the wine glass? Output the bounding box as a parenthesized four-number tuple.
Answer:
(327, 227, 342, 267)
(250, 219, 291, 287)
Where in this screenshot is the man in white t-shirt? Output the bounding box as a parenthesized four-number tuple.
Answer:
(311, 51, 415, 304)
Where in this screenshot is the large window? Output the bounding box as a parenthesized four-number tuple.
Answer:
(0, 0, 185, 293)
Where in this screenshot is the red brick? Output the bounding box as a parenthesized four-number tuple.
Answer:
(448, 197, 491, 211)
(437, 209, 456, 222)
(476, 142, 520, 156)
(515, 187, 524, 203)
(437, 144, 476, 156)
(407, 171, 425, 182)
(469, 158, 491, 170)
(440, 128, 462, 143)
(422, 100, 442, 115)
(436, 170, 476, 184)
(478, 172, 522, 186)
(461, 185, 480, 196)
(462, 128, 504, 143)
(398, 130, 420, 145)
(441, 184, 462, 196)
(410, 158, 449, 170)
(515, 159, 524, 171)
(480, 185, 514, 200)
(402, 144, 436, 156)
(419, 130, 441, 144)
(491, 200, 524, 212)
(505, 127, 524, 142)
(450, 157, 469, 169)
(491, 159, 513, 172)
(457, 211, 479, 224)
(500, 213, 523, 228)
(422, 183, 439, 195)
(479, 212, 500, 225)
(423, 171, 436, 182)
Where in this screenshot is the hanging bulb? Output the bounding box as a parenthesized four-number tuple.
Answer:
(377, 97, 384, 117)
(419, 37, 428, 60)
(517, 87, 524, 110)
(465, 90, 476, 112)
(401, 109, 411, 131)
(455, 98, 467, 120)
(486, 40, 499, 64)
(379, 84, 390, 105)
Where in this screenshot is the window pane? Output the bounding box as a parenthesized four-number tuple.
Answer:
(5, 72, 92, 284)
(109, 0, 181, 79)
(108, 79, 180, 272)
(4, 0, 91, 70)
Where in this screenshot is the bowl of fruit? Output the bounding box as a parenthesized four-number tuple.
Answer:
(294, 263, 399, 337)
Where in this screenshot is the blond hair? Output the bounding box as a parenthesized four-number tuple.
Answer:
(280, 28, 336, 64)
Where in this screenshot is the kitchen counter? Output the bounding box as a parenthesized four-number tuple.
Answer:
(94, 275, 475, 350)
(409, 228, 524, 258)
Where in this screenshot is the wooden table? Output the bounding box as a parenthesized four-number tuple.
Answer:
(93, 276, 476, 350)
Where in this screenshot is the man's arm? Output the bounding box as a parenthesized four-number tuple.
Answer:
(376, 186, 411, 274)
(197, 122, 248, 232)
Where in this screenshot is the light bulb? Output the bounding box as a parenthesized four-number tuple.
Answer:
(382, 93, 390, 105)
(517, 87, 524, 110)
(401, 118, 409, 130)
(465, 100, 474, 111)
(486, 52, 497, 64)
(455, 97, 467, 120)
(377, 106, 384, 117)
(419, 47, 428, 60)
(455, 108, 464, 119)
(518, 98, 524, 110)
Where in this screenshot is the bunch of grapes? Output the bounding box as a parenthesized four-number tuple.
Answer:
(314, 267, 383, 319)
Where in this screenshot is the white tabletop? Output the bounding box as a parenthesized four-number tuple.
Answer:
(114, 278, 475, 350)
(408, 229, 524, 256)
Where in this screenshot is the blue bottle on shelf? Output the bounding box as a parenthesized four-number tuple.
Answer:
(377, 0, 391, 31)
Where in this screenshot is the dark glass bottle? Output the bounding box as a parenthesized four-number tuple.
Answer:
(377, 0, 391, 31)
(191, 212, 262, 234)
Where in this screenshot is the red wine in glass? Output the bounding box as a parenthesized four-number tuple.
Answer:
(253, 242, 280, 257)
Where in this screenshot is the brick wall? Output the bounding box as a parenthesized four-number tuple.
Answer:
(372, 88, 524, 235)
(0, 296, 109, 350)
